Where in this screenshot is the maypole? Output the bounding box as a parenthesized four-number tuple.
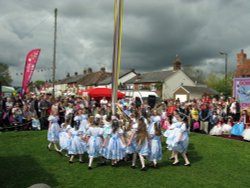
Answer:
(52, 8, 57, 98)
(111, 0, 124, 115)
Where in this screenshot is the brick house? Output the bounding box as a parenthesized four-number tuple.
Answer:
(235, 49, 250, 77)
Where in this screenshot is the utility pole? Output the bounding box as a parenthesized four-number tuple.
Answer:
(52, 8, 57, 98)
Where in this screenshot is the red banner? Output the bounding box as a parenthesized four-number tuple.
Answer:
(21, 49, 41, 96)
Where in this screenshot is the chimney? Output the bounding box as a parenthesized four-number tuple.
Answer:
(173, 55, 182, 71)
(74, 72, 78, 76)
(88, 68, 92, 73)
(100, 67, 106, 72)
(66, 72, 70, 77)
(237, 49, 247, 67)
(83, 69, 87, 75)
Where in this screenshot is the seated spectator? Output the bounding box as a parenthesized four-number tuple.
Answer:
(230, 110, 248, 136)
(209, 116, 223, 136)
(32, 115, 41, 130)
(12, 103, 23, 125)
(222, 116, 233, 135)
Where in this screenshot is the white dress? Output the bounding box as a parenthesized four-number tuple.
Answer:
(86, 127, 104, 158)
(104, 128, 126, 160)
(209, 124, 223, 136)
(221, 123, 232, 134)
(126, 123, 138, 154)
(242, 128, 250, 141)
(68, 128, 86, 155)
(80, 114, 88, 132)
(148, 123, 162, 161)
(166, 122, 189, 153)
(47, 115, 60, 142)
(59, 124, 72, 150)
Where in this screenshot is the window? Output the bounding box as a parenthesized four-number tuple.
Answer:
(151, 83, 156, 91)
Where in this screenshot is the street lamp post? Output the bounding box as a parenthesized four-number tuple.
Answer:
(219, 51, 228, 95)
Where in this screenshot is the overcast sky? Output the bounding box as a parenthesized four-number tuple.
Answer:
(1, 0, 250, 86)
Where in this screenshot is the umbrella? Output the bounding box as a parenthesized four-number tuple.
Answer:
(86, 87, 125, 99)
(2, 86, 15, 93)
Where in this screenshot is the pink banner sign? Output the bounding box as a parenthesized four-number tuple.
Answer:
(21, 49, 41, 96)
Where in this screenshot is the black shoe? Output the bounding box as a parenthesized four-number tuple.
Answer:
(172, 161, 180, 166)
(153, 164, 158, 169)
(169, 157, 175, 160)
(88, 166, 92, 170)
(56, 150, 63, 156)
(69, 161, 73, 164)
(141, 167, 146, 171)
(148, 162, 154, 167)
(131, 165, 136, 169)
(79, 161, 84, 164)
(184, 163, 191, 167)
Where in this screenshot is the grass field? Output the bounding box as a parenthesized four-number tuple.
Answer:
(0, 131, 250, 188)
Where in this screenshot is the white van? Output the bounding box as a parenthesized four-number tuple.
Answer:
(121, 90, 159, 104)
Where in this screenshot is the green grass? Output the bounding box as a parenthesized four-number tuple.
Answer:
(0, 131, 250, 188)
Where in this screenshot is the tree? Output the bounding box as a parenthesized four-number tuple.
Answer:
(29, 80, 45, 92)
(205, 72, 233, 96)
(0, 63, 13, 86)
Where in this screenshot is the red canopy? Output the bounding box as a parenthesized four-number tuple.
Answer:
(87, 87, 125, 99)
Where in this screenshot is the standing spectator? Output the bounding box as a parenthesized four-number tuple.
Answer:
(39, 95, 51, 130)
(12, 103, 23, 124)
(31, 96, 40, 118)
(65, 103, 74, 126)
(58, 100, 65, 124)
(100, 97, 108, 109)
(167, 101, 176, 124)
(199, 104, 211, 134)
(229, 97, 241, 122)
(23, 104, 32, 130)
(209, 111, 219, 132)
(190, 105, 199, 132)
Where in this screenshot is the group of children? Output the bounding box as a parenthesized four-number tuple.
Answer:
(209, 109, 250, 140)
(47, 108, 191, 170)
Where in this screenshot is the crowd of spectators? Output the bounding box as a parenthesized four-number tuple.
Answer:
(0, 94, 249, 141)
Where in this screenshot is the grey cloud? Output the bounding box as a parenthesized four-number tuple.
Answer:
(0, 0, 250, 86)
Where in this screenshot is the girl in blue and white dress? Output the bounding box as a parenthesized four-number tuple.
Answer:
(80, 108, 89, 133)
(127, 117, 149, 171)
(148, 122, 162, 168)
(86, 118, 104, 169)
(68, 115, 86, 163)
(101, 115, 112, 159)
(47, 110, 60, 152)
(58, 118, 72, 155)
(163, 110, 178, 160)
(125, 117, 138, 156)
(104, 119, 126, 166)
(167, 114, 190, 166)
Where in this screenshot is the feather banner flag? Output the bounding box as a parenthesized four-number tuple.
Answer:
(21, 48, 41, 96)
